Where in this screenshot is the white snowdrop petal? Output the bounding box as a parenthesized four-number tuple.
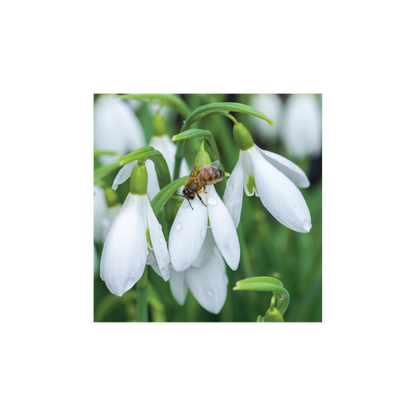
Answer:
(94, 185, 107, 243)
(208, 186, 240, 271)
(248, 147, 312, 233)
(169, 193, 208, 272)
(185, 247, 228, 314)
(146, 198, 170, 281)
(256, 145, 310, 188)
(94, 95, 146, 164)
(241, 150, 257, 196)
(223, 152, 244, 228)
(112, 161, 137, 191)
(100, 194, 147, 296)
(192, 228, 216, 268)
(169, 268, 188, 306)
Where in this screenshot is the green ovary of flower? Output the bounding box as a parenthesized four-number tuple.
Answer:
(233, 122, 254, 151)
(129, 164, 148, 196)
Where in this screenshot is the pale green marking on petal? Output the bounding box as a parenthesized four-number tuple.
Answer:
(247, 174, 257, 195)
(146, 228, 153, 249)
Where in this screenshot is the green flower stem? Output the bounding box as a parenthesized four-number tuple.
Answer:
(173, 101, 274, 179)
(116, 146, 155, 163)
(173, 140, 186, 181)
(233, 276, 290, 316)
(117, 147, 173, 217)
(94, 162, 121, 181)
(172, 129, 221, 163)
(118, 94, 191, 120)
(182, 102, 276, 129)
(136, 267, 148, 322)
(151, 176, 188, 217)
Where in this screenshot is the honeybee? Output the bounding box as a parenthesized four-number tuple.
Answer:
(183, 161, 225, 209)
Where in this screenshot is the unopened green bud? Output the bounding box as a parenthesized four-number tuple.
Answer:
(129, 163, 148, 196)
(265, 307, 284, 322)
(194, 150, 211, 169)
(233, 122, 254, 151)
(152, 114, 167, 137)
(104, 187, 119, 207)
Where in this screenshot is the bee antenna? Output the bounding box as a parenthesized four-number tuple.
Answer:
(174, 193, 185, 198)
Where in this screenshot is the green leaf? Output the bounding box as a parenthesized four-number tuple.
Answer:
(233, 276, 284, 291)
(182, 102, 276, 131)
(119, 94, 191, 119)
(94, 162, 120, 181)
(172, 129, 220, 162)
(151, 176, 188, 217)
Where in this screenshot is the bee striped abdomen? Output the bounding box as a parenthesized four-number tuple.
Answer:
(197, 167, 225, 185)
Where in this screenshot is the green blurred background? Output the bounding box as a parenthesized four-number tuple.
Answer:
(94, 94, 322, 322)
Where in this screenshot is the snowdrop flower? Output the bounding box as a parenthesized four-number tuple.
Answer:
(146, 114, 189, 200)
(94, 94, 146, 164)
(281, 94, 322, 159)
(250, 94, 283, 143)
(151, 228, 228, 314)
(223, 122, 311, 232)
(111, 114, 189, 202)
(94, 185, 121, 243)
(100, 163, 170, 296)
(169, 166, 240, 274)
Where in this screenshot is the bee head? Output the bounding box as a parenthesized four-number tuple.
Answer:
(182, 189, 195, 200)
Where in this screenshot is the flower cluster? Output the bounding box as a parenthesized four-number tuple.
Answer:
(95, 104, 313, 317)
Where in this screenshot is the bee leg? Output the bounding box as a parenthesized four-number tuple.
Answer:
(203, 185, 207, 194)
(197, 194, 207, 207)
(188, 200, 194, 210)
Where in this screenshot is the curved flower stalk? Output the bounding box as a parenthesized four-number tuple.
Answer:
(223, 123, 311, 232)
(100, 165, 170, 297)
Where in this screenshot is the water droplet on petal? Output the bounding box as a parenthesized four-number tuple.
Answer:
(303, 220, 312, 231)
(208, 289, 214, 296)
(176, 222, 182, 231)
(160, 267, 166, 275)
(208, 196, 217, 206)
(159, 236, 164, 243)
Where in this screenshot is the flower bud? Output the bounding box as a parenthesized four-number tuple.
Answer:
(194, 149, 211, 168)
(265, 307, 284, 322)
(233, 122, 254, 151)
(152, 113, 167, 137)
(104, 187, 120, 208)
(129, 163, 148, 196)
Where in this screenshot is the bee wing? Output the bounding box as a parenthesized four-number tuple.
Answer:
(189, 163, 198, 177)
(199, 160, 220, 169)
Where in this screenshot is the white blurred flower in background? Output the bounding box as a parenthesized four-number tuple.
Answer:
(145, 133, 189, 200)
(94, 95, 146, 164)
(281, 94, 322, 159)
(94, 185, 121, 243)
(250, 94, 283, 143)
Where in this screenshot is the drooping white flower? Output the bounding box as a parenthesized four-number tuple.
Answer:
(250, 94, 283, 143)
(223, 144, 311, 232)
(145, 134, 189, 200)
(169, 186, 240, 273)
(100, 193, 170, 296)
(94, 185, 121, 243)
(170, 246, 228, 315)
(94, 95, 146, 164)
(281, 94, 322, 159)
